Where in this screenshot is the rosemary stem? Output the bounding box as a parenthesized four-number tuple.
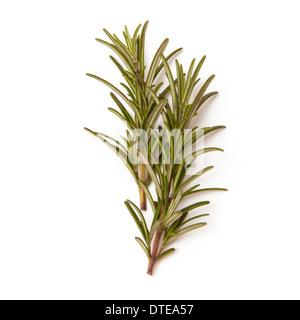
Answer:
(147, 204, 165, 275)
(147, 227, 162, 275)
(139, 163, 147, 210)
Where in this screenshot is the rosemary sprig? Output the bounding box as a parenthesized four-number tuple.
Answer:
(85, 22, 226, 275)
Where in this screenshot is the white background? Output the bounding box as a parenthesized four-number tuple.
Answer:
(1, 0, 300, 300)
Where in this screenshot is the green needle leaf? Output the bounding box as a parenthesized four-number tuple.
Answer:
(180, 201, 210, 215)
(84, 127, 138, 184)
(163, 223, 207, 246)
(135, 237, 150, 258)
(125, 201, 148, 243)
(157, 248, 175, 261)
(95, 38, 135, 73)
(178, 214, 210, 228)
(126, 200, 149, 235)
(86, 73, 142, 124)
(183, 188, 228, 198)
(162, 55, 178, 120)
(154, 47, 183, 79)
(185, 147, 224, 163)
(174, 166, 214, 195)
(145, 39, 169, 96)
(138, 21, 149, 75)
